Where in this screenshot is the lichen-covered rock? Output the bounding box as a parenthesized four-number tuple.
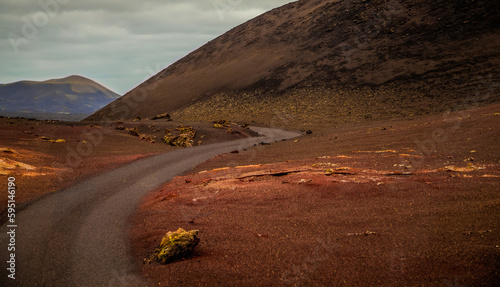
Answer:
(213, 119, 230, 128)
(162, 134, 173, 144)
(161, 125, 196, 147)
(140, 134, 155, 143)
(129, 127, 140, 137)
(152, 113, 172, 121)
(148, 228, 200, 264)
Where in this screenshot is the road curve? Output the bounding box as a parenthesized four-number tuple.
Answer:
(0, 127, 300, 287)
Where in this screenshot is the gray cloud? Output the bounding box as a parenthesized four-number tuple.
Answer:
(0, 0, 293, 94)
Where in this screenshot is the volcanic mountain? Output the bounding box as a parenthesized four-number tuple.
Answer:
(87, 0, 500, 126)
(0, 75, 120, 115)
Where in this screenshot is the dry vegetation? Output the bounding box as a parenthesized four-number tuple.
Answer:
(171, 84, 469, 129)
(162, 125, 197, 147)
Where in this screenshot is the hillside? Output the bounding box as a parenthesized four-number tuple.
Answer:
(0, 75, 120, 115)
(87, 0, 500, 126)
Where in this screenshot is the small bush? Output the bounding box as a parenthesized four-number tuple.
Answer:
(152, 113, 172, 121)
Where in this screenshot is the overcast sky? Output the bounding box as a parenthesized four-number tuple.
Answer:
(0, 0, 292, 94)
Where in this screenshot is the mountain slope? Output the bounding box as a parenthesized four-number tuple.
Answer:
(87, 0, 500, 126)
(0, 75, 120, 115)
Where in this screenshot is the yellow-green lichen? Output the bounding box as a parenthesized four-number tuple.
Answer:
(161, 125, 196, 147)
(147, 228, 200, 264)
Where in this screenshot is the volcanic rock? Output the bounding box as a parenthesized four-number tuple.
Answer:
(147, 228, 200, 264)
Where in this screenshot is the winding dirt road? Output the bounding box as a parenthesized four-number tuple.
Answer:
(0, 127, 300, 287)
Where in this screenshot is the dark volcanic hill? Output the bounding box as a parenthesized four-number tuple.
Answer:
(87, 0, 500, 126)
(0, 75, 120, 115)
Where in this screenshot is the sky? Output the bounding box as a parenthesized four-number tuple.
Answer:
(0, 0, 293, 95)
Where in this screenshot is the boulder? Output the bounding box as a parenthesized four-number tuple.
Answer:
(213, 119, 230, 128)
(148, 228, 200, 264)
(152, 113, 172, 121)
(129, 127, 140, 137)
(162, 125, 196, 147)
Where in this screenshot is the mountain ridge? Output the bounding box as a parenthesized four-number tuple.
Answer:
(87, 0, 500, 126)
(0, 75, 120, 115)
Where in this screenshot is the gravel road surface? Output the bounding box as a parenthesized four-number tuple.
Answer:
(0, 127, 300, 286)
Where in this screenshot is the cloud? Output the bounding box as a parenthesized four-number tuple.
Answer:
(0, 0, 294, 94)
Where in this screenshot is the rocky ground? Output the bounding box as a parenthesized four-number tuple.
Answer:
(0, 116, 253, 215)
(131, 103, 499, 286)
(2, 104, 498, 286)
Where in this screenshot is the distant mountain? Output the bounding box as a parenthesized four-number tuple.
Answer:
(88, 0, 499, 126)
(0, 75, 120, 115)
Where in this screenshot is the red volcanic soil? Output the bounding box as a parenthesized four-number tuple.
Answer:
(0, 117, 252, 214)
(131, 104, 500, 286)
